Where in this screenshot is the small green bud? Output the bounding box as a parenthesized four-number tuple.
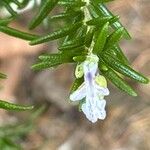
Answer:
(95, 75, 107, 88)
(75, 64, 84, 78)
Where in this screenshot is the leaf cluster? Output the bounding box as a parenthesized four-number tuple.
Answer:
(0, 0, 149, 97)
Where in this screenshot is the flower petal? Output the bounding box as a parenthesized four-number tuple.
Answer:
(96, 100, 106, 120)
(83, 61, 98, 78)
(70, 83, 86, 101)
(81, 103, 98, 123)
(94, 82, 110, 96)
(81, 99, 107, 123)
(97, 110, 106, 120)
(97, 99, 106, 109)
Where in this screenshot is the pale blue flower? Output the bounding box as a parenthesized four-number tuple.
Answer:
(70, 54, 110, 123)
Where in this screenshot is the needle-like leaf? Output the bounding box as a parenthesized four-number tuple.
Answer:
(0, 100, 34, 111)
(30, 22, 83, 45)
(0, 25, 40, 40)
(102, 52, 149, 84)
(104, 27, 124, 49)
(93, 22, 109, 54)
(29, 0, 59, 29)
(101, 67, 137, 96)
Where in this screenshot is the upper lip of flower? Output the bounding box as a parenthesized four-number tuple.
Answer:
(70, 60, 109, 102)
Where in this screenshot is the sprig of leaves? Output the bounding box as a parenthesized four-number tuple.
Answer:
(0, 0, 149, 98)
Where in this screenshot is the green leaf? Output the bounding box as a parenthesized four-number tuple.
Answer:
(93, 0, 114, 4)
(11, 0, 23, 9)
(0, 73, 7, 79)
(87, 4, 100, 18)
(110, 45, 129, 65)
(93, 22, 109, 54)
(102, 52, 149, 83)
(58, 1, 86, 7)
(0, 106, 45, 138)
(76, 25, 87, 38)
(86, 16, 112, 26)
(0, 25, 40, 41)
(73, 55, 86, 62)
(104, 27, 124, 49)
(1, 137, 21, 150)
(49, 10, 82, 21)
(1, 0, 17, 16)
(100, 66, 137, 96)
(33, 45, 87, 70)
(91, 3, 131, 39)
(0, 17, 13, 26)
(32, 53, 74, 70)
(29, 0, 59, 29)
(58, 36, 85, 51)
(62, 24, 86, 45)
(85, 27, 95, 48)
(0, 100, 34, 111)
(60, 47, 87, 59)
(87, 16, 119, 28)
(30, 22, 83, 45)
(20, 0, 30, 9)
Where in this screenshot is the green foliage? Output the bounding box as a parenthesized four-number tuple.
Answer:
(93, 22, 109, 54)
(0, 0, 149, 98)
(102, 52, 149, 84)
(30, 22, 83, 45)
(0, 106, 45, 150)
(0, 72, 7, 79)
(0, 100, 34, 111)
(29, 0, 59, 29)
(0, 25, 40, 40)
(0, 17, 13, 26)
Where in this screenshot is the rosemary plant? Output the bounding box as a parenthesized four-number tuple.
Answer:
(0, 0, 149, 122)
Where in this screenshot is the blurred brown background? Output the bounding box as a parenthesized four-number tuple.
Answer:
(0, 0, 150, 150)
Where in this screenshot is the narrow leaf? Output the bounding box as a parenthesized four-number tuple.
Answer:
(110, 45, 129, 65)
(49, 11, 82, 21)
(2, 0, 17, 16)
(58, 36, 85, 51)
(0, 73, 7, 79)
(86, 16, 112, 26)
(0, 25, 40, 40)
(58, 1, 86, 7)
(73, 55, 86, 62)
(30, 22, 82, 45)
(0, 100, 34, 111)
(20, 0, 30, 9)
(92, 3, 131, 39)
(101, 67, 137, 96)
(102, 52, 149, 83)
(85, 27, 95, 48)
(11, 0, 23, 8)
(0, 17, 13, 26)
(104, 27, 124, 49)
(93, 22, 109, 54)
(29, 0, 59, 29)
(94, 0, 114, 3)
(32, 53, 73, 70)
